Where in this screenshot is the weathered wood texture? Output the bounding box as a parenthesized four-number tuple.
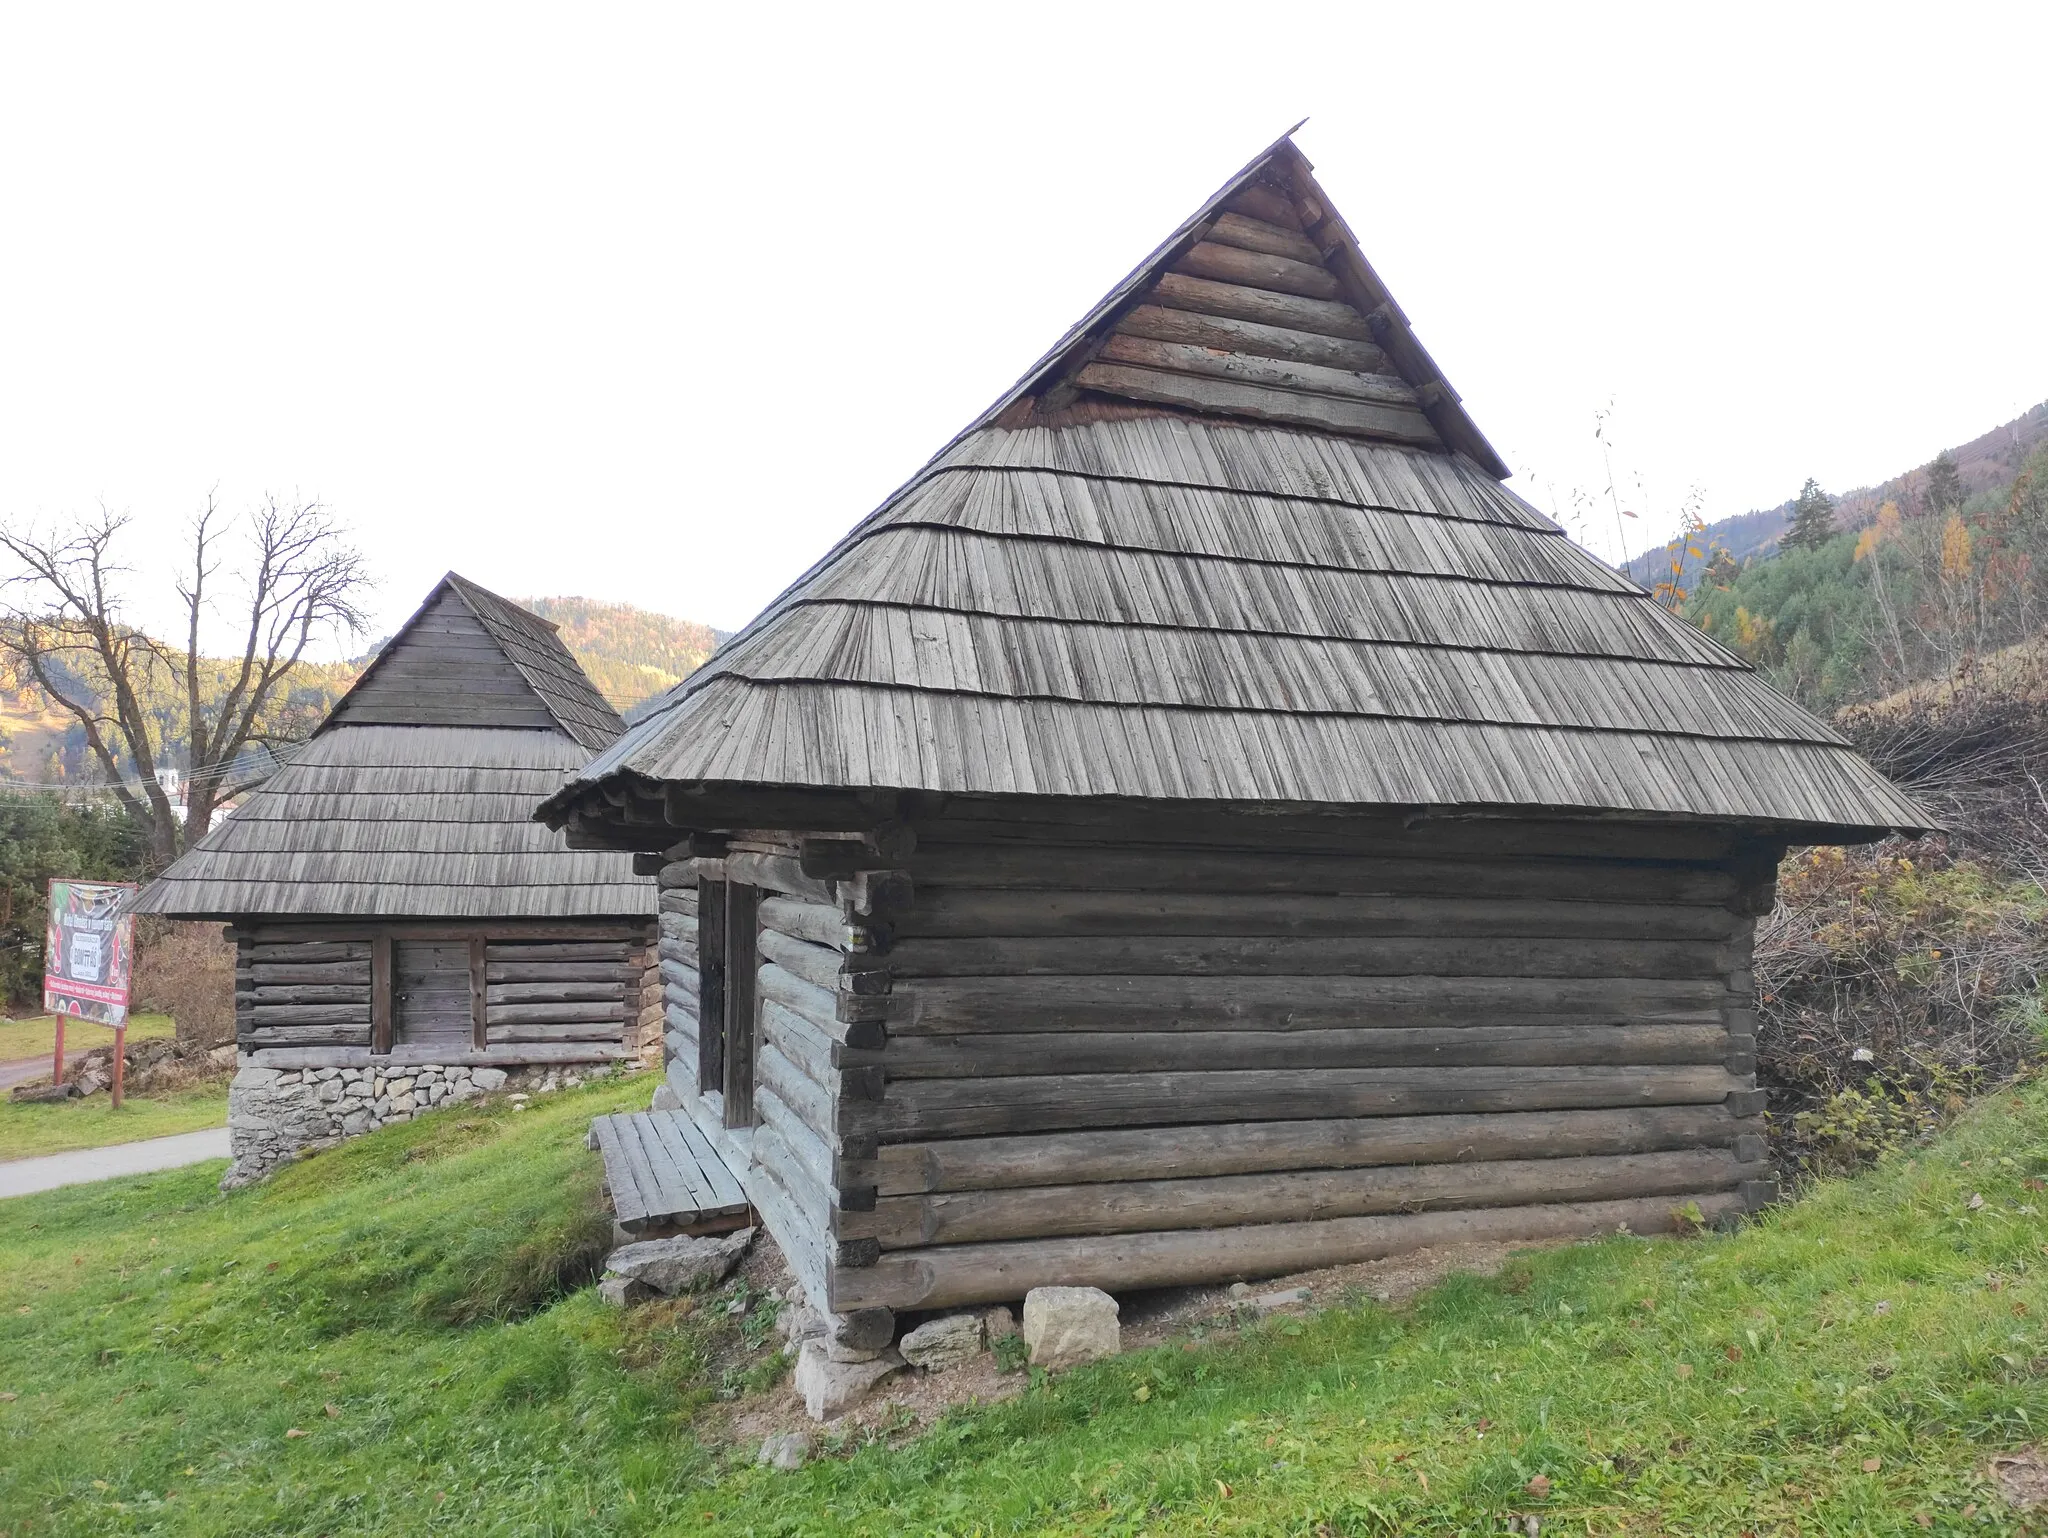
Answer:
(802, 826, 1771, 1311)
(232, 924, 651, 1057)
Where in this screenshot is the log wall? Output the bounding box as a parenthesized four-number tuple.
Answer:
(656, 812, 1780, 1317)
(234, 920, 656, 1066)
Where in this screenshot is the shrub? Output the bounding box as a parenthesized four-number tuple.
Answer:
(130, 916, 235, 1046)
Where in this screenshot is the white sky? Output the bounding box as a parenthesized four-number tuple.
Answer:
(2, 3, 2043, 651)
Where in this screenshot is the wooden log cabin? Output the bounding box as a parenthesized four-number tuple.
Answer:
(538, 134, 1931, 1325)
(133, 573, 658, 1090)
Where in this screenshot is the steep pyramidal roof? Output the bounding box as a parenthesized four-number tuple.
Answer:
(133, 575, 649, 920)
(542, 135, 1930, 841)
(326, 572, 625, 750)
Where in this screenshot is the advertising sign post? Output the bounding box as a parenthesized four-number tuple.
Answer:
(43, 880, 138, 1104)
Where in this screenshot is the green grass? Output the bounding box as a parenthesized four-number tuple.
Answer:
(0, 1081, 227, 1160)
(0, 1011, 176, 1063)
(5, 1074, 2048, 1535)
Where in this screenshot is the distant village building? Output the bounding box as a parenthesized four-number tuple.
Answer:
(133, 574, 657, 1185)
(539, 133, 1930, 1327)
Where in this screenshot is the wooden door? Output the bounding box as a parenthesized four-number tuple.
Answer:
(394, 941, 473, 1052)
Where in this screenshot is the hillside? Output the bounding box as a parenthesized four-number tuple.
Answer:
(1625, 399, 2048, 586)
(518, 596, 722, 717)
(0, 598, 718, 783)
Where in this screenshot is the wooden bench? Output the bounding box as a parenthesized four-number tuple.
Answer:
(587, 1110, 752, 1236)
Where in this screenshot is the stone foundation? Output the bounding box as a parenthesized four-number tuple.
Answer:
(222, 1061, 614, 1188)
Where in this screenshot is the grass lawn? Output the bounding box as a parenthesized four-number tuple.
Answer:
(4, 1073, 2048, 1536)
(0, 1081, 228, 1161)
(0, 1011, 176, 1064)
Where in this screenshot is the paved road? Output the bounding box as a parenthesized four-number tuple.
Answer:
(0, 1127, 231, 1199)
(0, 1051, 85, 1092)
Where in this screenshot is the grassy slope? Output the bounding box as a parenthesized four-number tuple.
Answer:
(0, 1011, 175, 1063)
(0, 1082, 226, 1160)
(5, 1077, 2048, 1536)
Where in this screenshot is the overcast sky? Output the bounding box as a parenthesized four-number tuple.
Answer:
(2, 4, 2043, 650)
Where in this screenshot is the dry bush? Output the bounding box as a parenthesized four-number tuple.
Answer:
(1757, 673, 2048, 1174)
(131, 917, 235, 1048)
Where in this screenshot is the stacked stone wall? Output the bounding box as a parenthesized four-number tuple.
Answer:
(225, 1059, 635, 1187)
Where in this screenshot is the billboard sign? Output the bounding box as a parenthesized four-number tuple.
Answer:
(44, 879, 137, 1027)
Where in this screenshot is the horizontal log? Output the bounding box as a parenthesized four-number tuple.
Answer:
(250, 1004, 372, 1027)
(663, 981, 701, 1019)
(741, 1126, 832, 1307)
(1121, 303, 1392, 380)
(887, 935, 1731, 981)
(759, 1039, 834, 1146)
(762, 1000, 832, 1091)
(1222, 181, 1302, 231)
(484, 962, 627, 984)
(872, 1104, 1756, 1195)
(485, 1001, 623, 1025)
(248, 1024, 372, 1046)
(1147, 270, 1374, 341)
(884, 1023, 1730, 1079)
(758, 927, 845, 992)
(895, 975, 1731, 1035)
(1075, 361, 1439, 444)
(244, 1043, 625, 1068)
(758, 896, 851, 951)
(660, 956, 701, 990)
(251, 985, 368, 1006)
(829, 1191, 1746, 1312)
(849, 1065, 1742, 1141)
(894, 891, 1737, 942)
(723, 851, 835, 905)
(908, 845, 1739, 904)
(249, 961, 371, 985)
(1204, 210, 1325, 265)
(248, 941, 370, 964)
(758, 962, 888, 1049)
(485, 942, 633, 962)
(759, 1084, 841, 1202)
(1097, 333, 1418, 406)
(916, 807, 1746, 865)
(487, 1022, 623, 1043)
(658, 888, 698, 916)
(847, 1149, 1766, 1249)
(485, 981, 626, 1005)
(1171, 240, 1344, 300)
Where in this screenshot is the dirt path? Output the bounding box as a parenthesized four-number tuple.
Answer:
(0, 1127, 231, 1199)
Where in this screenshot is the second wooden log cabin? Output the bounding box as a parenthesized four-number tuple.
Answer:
(539, 132, 1932, 1326)
(133, 574, 658, 1180)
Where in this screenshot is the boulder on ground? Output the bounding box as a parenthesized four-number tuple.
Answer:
(9, 1082, 79, 1104)
(757, 1431, 813, 1470)
(603, 1229, 754, 1296)
(794, 1339, 903, 1421)
(597, 1275, 655, 1307)
(649, 1082, 682, 1111)
(900, 1312, 984, 1371)
(1023, 1286, 1120, 1369)
(823, 1306, 895, 1363)
(983, 1305, 1018, 1341)
(208, 1044, 239, 1069)
(469, 1067, 508, 1092)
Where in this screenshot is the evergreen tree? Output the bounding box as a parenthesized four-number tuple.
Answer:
(1784, 478, 1836, 552)
(1925, 450, 1964, 512)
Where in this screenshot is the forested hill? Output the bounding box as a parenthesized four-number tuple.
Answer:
(517, 597, 722, 718)
(1624, 401, 2048, 586)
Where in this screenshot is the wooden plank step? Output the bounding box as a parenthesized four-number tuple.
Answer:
(588, 1109, 751, 1229)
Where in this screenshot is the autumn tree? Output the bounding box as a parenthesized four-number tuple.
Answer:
(1783, 478, 1837, 552)
(0, 496, 372, 866)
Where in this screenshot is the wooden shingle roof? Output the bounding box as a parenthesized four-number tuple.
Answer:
(542, 137, 1931, 841)
(133, 577, 651, 920)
